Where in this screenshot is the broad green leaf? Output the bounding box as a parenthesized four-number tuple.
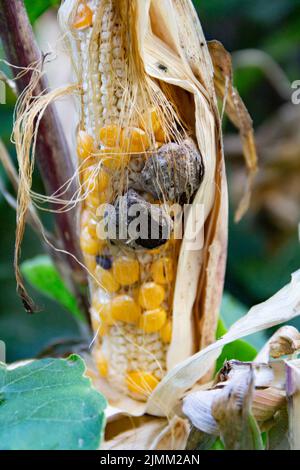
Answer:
(221, 292, 266, 349)
(21, 255, 84, 322)
(216, 313, 257, 373)
(0, 355, 106, 450)
(24, 0, 60, 23)
(216, 335, 257, 372)
(211, 438, 225, 450)
(248, 414, 264, 450)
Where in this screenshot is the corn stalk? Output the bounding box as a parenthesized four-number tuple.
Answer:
(0, 0, 90, 321)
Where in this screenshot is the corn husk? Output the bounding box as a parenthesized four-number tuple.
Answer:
(137, 0, 229, 369)
(59, 0, 229, 413)
(207, 40, 258, 222)
(98, 268, 300, 448)
(286, 359, 300, 449)
(146, 269, 300, 416)
(103, 415, 189, 450)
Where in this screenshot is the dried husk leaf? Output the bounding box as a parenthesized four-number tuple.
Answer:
(253, 387, 286, 423)
(208, 40, 258, 221)
(137, 0, 227, 369)
(215, 361, 286, 423)
(185, 426, 216, 450)
(184, 366, 265, 450)
(211, 367, 260, 450)
(267, 407, 289, 450)
(286, 359, 300, 449)
(60, 0, 228, 414)
(146, 270, 300, 416)
(102, 415, 189, 450)
(215, 360, 274, 388)
(256, 326, 300, 363)
(270, 326, 300, 358)
(182, 389, 220, 435)
(183, 362, 285, 440)
(102, 416, 165, 450)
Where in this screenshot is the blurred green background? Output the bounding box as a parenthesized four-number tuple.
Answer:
(0, 0, 300, 362)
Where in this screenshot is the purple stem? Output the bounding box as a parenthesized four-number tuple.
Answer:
(0, 0, 90, 323)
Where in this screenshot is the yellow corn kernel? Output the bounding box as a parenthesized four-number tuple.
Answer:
(156, 141, 165, 149)
(80, 227, 100, 256)
(98, 170, 110, 191)
(150, 258, 174, 284)
(84, 254, 97, 274)
(149, 240, 171, 255)
(95, 351, 109, 378)
(83, 166, 110, 193)
(93, 298, 114, 326)
(111, 295, 141, 324)
(99, 322, 109, 337)
(160, 320, 172, 344)
(86, 217, 97, 238)
(81, 209, 98, 238)
(138, 282, 165, 310)
(73, 2, 93, 30)
(131, 286, 140, 303)
(77, 130, 95, 159)
(100, 305, 114, 327)
(140, 109, 168, 143)
(99, 125, 123, 148)
(86, 188, 110, 210)
(139, 308, 167, 334)
(113, 257, 140, 286)
(81, 208, 90, 228)
(99, 148, 129, 171)
(91, 315, 108, 336)
(86, 193, 100, 209)
(122, 127, 151, 153)
(95, 265, 120, 293)
(126, 371, 159, 395)
(139, 108, 161, 133)
(155, 126, 168, 143)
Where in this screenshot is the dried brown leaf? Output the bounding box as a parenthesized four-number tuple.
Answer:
(208, 40, 258, 221)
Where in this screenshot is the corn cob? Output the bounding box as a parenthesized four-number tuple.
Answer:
(59, 0, 225, 409)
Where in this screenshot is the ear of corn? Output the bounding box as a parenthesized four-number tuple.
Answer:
(59, 0, 228, 414)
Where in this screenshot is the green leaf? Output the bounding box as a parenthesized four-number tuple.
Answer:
(0, 355, 106, 450)
(248, 414, 264, 450)
(221, 292, 267, 349)
(211, 438, 225, 450)
(21, 255, 85, 322)
(215, 294, 261, 371)
(216, 338, 257, 373)
(216, 314, 257, 372)
(24, 0, 60, 23)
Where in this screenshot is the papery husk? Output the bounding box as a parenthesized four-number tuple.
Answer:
(286, 359, 300, 449)
(183, 362, 286, 434)
(60, 0, 228, 415)
(102, 415, 189, 450)
(215, 360, 287, 423)
(256, 326, 300, 363)
(183, 365, 265, 450)
(96, 268, 300, 448)
(146, 270, 300, 416)
(253, 387, 286, 423)
(138, 0, 228, 371)
(208, 40, 258, 222)
(270, 327, 300, 359)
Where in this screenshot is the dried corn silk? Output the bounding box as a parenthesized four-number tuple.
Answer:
(59, 0, 228, 414)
